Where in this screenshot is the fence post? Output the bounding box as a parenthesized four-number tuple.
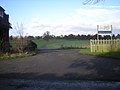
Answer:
(90, 39, 93, 52)
(90, 39, 120, 52)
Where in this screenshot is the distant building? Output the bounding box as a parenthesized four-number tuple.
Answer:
(0, 6, 12, 53)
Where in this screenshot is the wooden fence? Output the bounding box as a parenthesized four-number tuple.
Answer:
(90, 39, 120, 52)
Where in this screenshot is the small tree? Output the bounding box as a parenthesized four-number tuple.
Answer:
(43, 31, 50, 41)
(12, 23, 27, 53)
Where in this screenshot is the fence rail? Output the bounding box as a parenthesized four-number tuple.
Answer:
(90, 39, 120, 52)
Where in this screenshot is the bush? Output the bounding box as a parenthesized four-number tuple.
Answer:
(24, 40, 37, 52)
(10, 38, 37, 53)
(10, 38, 28, 53)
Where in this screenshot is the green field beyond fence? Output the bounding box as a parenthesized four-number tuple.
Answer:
(90, 39, 120, 52)
(33, 39, 89, 49)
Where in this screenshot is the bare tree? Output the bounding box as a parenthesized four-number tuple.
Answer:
(14, 23, 24, 38)
(12, 23, 27, 53)
(83, 0, 104, 4)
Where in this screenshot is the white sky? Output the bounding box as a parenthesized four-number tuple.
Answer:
(24, 5, 120, 36)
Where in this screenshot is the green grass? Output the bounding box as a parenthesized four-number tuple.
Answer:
(80, 48, 120, 59)
(34, 39, 120, 59)
(80, 48, 101, 55)
(33, 39, 90, 49)
(9, 39, 120, 59)
(0, 53, 35, 59)
(98, 51, 120, 59)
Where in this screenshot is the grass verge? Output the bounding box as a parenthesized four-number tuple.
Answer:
(0, 53, 35, 59)
(80, 48, 120, 59)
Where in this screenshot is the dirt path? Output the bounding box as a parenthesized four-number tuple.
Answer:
(0, 49, 120, 81)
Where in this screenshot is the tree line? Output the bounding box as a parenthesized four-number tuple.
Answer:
(10, 34, 120, 40)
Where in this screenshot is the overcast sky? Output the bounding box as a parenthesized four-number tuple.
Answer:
(0, 0, 120, 36)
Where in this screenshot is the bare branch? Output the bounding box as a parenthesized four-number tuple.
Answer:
(83, 0, 105, 5)
(14, 23, 24, 38)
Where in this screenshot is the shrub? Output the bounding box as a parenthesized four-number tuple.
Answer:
(11, 38, 28, 53)
(24, 40, 37, 52)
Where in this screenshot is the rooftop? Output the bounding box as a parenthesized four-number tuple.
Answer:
(0, 6, 5, 11)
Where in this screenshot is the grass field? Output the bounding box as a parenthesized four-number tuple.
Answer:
(33, 39, 120, 59)
(33, 39, 90, 49)
(8, 39, 120, 59)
